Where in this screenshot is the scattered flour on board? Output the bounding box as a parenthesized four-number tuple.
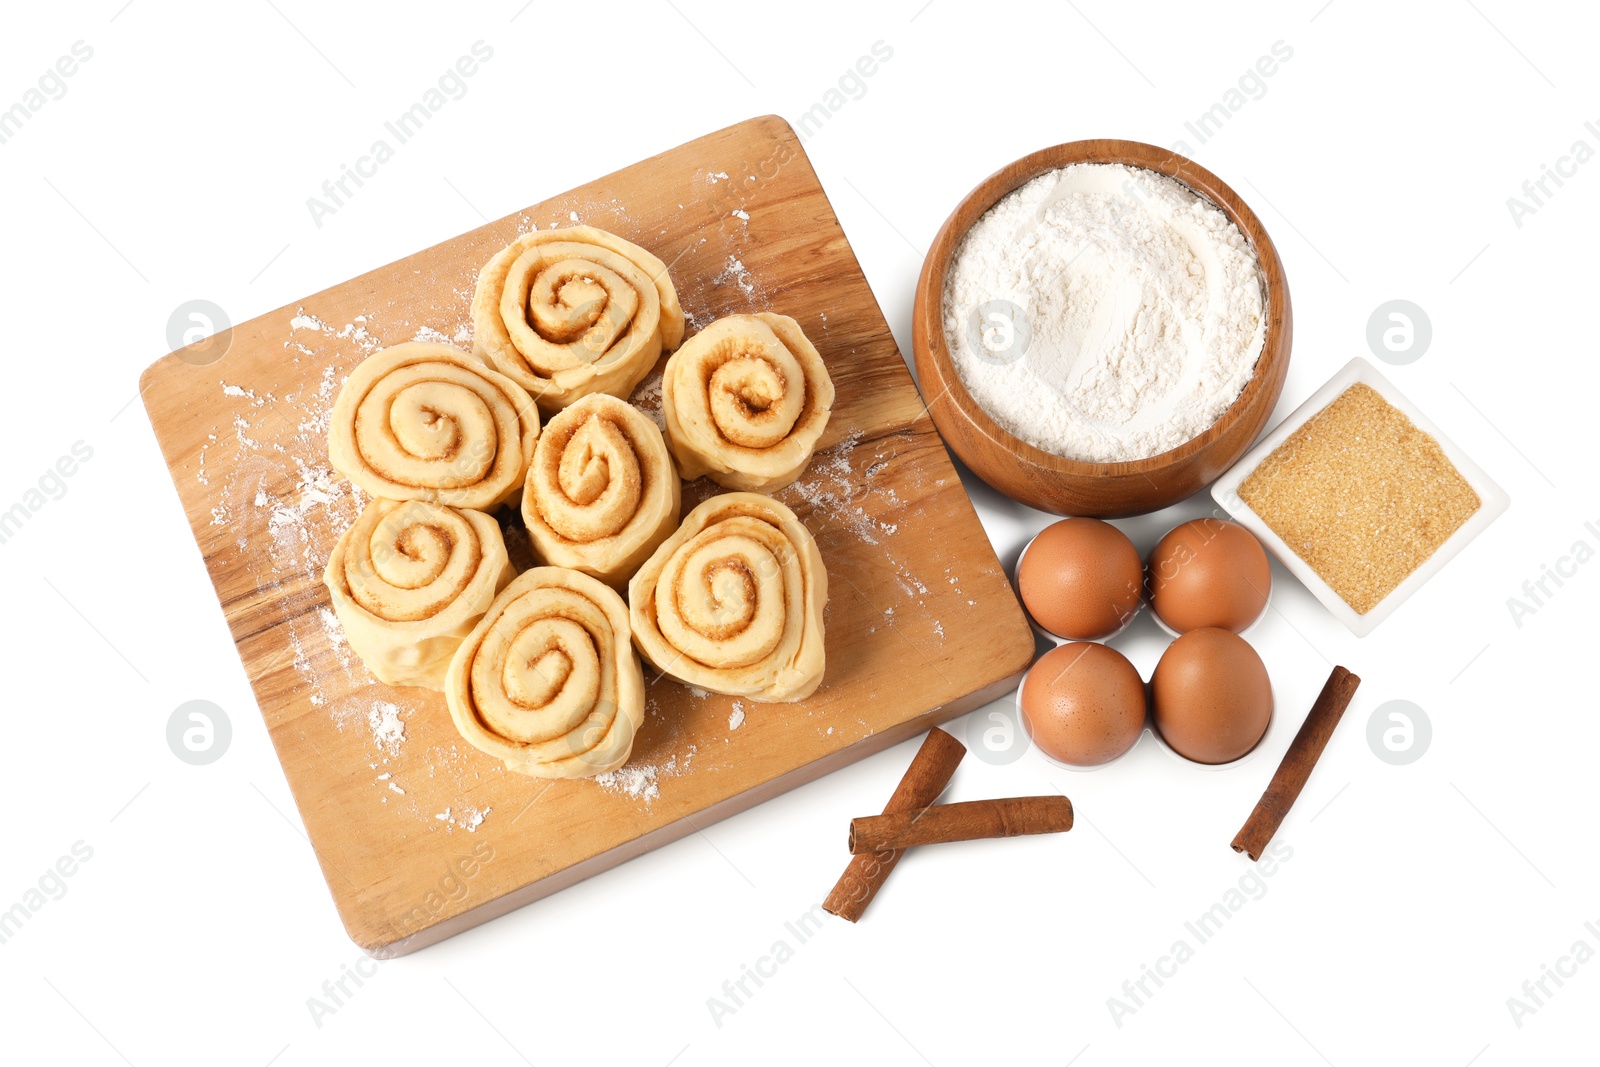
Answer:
(208, 301, 782, 832)
(284, 365, 345, 438)
(435, 805, 491, 832)
(268, 466, 346, 541)
(368, 701, 406, 757)
(232, 414, 260, 451)
(286, 630, 325, 706)
(595, 762, 665, 801)
(593, 748, 695, 803)
(287, 308, 381, 357)
(629, 370, 666, 430)
(340, 701, 495, 830)
(319, 607, 353, 668)
(197, 435, 214, 485)
(205, 308, 393, 716)
(777, 431, 900, 546)
(713, 255, 761, 300)
(258, 464, 370, 710)
(409, 323, 473, 347)
(221, 382, 269, 407)
(728, 702, 746, 730)
(204, 306, 528, 835)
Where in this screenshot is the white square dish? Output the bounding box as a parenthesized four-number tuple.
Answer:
(1210, 357, 1510, 637)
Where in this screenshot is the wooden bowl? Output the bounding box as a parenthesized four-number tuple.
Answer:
(912, 139, 1292, 518)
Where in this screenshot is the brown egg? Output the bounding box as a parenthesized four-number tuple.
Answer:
(1017, 518, 1143, 640)
(1150, 628, 1272, 765)
(1147, 518, 1271, 634)
(1019, 642, 1146, 767)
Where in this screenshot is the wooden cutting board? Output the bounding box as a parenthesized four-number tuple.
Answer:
(141, 115, 1035, 956)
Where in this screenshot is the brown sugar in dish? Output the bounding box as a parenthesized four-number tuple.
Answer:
(1238, 383, 1480, 614)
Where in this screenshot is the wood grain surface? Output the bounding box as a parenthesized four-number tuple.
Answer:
(140, 115, 1035, 956)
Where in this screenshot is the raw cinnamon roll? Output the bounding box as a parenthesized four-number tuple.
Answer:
(520, 393, 680, 587)
(445, 567, 645, 779)
(472, 225, 685, 411)
(323, 499, 514, 690)
(629, 492, 827, 702)
(328, 342, 539, 511)
(662, 313, 834, 493)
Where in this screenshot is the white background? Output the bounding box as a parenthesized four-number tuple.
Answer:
(1, 1, 1595, 1064)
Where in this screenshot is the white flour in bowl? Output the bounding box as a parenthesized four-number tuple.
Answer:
(941, 163, 1267, 463)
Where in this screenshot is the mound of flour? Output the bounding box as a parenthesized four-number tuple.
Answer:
(942, 163, 1266, 463)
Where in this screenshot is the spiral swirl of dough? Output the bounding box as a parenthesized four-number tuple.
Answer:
(663, 313, 834, 493)
(446, 568, 645, 779)
(629, 493, 827, 703)
(520, 393, 680, 587)
(328, 342, 539, 511)
(472, 226, 685, 411)
(323, 499, 514, 689)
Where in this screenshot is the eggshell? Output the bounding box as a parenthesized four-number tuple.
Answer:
(1150, 627, 1272, 765)
(1147, 518, 1271, 634)
(1019, 642, 1146, 767)
(1017, 518, 1143, 640)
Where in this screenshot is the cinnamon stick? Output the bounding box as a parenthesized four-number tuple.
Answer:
(1231, 665, 1361, 860)
(848, 796, 1073, 853)
(823, 728, 966, 922)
